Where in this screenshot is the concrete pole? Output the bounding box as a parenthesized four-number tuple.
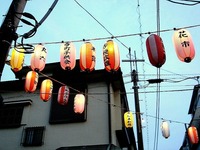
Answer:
(0, 0, 27, 80)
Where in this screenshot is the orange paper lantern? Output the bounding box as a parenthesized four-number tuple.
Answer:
(80, 42, 96, 72)
(31, 44, 47, 71)
(103, 40, 120, 72)
(60, 42, 76, 70)
(74, 94, 85, 114)
(188, 126, 199, 144)
(57, 85, 70, 105)
(10, 48, 25, 72)
(40, 79, 53, 102)
(173, 29, 195, 63)
(25, 71, 38, 93)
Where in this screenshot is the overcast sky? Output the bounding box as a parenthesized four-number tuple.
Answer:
(1, 0, 200, 150)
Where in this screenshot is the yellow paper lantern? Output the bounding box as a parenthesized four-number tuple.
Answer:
(10, 48, 25, 72)
(124, 111, 133, 128)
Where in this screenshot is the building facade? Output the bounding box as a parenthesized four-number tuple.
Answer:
(180, 84, 200, 150)
(0, 61, 136, 150)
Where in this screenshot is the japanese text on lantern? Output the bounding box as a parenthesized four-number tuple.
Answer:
(40, 47, 47, 62)
(64, 42, 71, 64)
(179, 30, 189, 48)
(92, 47, 96, 62)
(103, 44, 110, 67)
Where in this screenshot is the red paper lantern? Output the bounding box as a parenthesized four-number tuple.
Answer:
(188, 126, 199, 144)
(57, 85, 70, 105)
(173, 28, 195, 63)
(60, 42, 76, 70)
(161, 121, 170, 139)
(10, 48, 25, 72)
(74, 94, 85, 114)
(80, 42, 96, 72)
(146, 34, 166, 68)
(40, 79, 53, 102)
(31, 44, 47, 72)
(103, 40, 120, 72)
(25, 71, 38, 93)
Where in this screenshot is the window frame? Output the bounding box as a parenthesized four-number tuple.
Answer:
(49, 83, 87, 124)
(22, 126, 45, 147)
(0, 100, 32, 129)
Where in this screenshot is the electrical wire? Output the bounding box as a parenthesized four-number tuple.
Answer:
(0, 86, 195, 95)
(0, 89, 190, 126)
(13, 23, 200, 48)
(13, 0, 59, 53)
(167, 0, 200, 5)
(73, 0, 129, 50)
(154, 1, 161, 150)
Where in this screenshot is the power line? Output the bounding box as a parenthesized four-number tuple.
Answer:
(73, 0, 129, 50)
(0, 89, 190, 126)
(10, 23, 200, 49)
(167, 0, 200, 5)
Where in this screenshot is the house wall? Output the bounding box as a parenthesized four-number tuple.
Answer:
(0, 81, 122, 150)
(109, 84, 123, 146)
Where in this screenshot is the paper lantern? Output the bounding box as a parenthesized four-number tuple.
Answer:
(124, 111, 133, 128)
(74, 94, 85, 114)
(40, 79, 53, 102)
(10, 48, 25, 72)
(173, 28, 195, 63)
(161, 121, 170, 138)
(188, 126, 199, 144)
(60, 42, 76, 70)
(57, 85, 70, 105)
(146, 34, 166, 68)
(103, 40, 120, 72)
(25, 71, 38, 93)
(31, 44, 47, 72)
(80, 42, 96, 72)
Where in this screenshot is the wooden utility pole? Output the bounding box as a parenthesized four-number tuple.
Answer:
(122, 50, 144, 150)
(132, 69, 144, 150)
(0, 0, 27, 80)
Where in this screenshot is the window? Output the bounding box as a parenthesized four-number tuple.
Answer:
(0, 100, 32, 129)
(0, 104, 23, 128)
(22, 126, 45, 146)
(49, 83, 87, 124)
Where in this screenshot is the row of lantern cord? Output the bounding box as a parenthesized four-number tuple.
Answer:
(124, 111, 199, 145)
(10, 28, 195, 75)
(11, 40, 121, 114)
(25, 71, 85, 114)
(10, 39, 120, 73)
